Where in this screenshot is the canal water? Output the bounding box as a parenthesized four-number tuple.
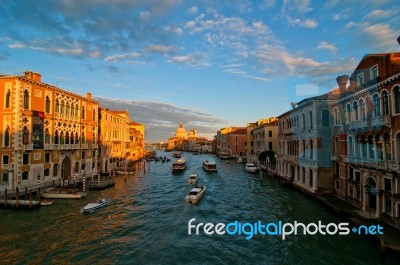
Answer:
(0, 151, 399, 265)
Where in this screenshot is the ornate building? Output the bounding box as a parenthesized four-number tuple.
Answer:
(331, 53, 400, 223)
(0, 71, 98, 193)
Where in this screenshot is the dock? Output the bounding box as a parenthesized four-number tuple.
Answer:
(0, 199, 41, 208)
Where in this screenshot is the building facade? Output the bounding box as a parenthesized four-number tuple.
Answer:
(277, 90, 339, 194)
(331, 53, 400, 223)
(252, 117, 278, 167)
(0, 71, 98, 193)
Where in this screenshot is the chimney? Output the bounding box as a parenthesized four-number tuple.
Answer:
(336, 75, 349, 96)
(86, 92, 92, 100)
(291, 102, 297, 109)
(24, 71, 41, 83)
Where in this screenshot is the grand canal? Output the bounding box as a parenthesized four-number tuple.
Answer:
(0, 151, 399, 264)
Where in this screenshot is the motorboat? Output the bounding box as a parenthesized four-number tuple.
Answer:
(245, 163, 258, 173)
(172, 157, 187, 173)
(219, 152, 229, 159)
(187, 174, 199, 185)
(236, 157, 244, 163)
(172, 152, 182, 158)
(81, 199, 108, 213)
(203, 160, 217, 172)
(184, 185, 206, 205)
(40, 199, 53, 206)
(41, 187, 86, 199)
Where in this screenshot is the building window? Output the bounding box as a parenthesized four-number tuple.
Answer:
(82, 151, 86, 159)
(382, 91, 389, 115)
(93, 109, 96, 121)
(23, 153, 29, 165)
(302, 113, 305, 130)
(269, 131, 272, 137)
(45, 129, 50, 144)
(45, 153, 50, 163)
(23, 90, 29, 109)
(309, 111, 313, 129)
(395, 86, 400, 114)
(357, 73, 364, 86)
(23, 126, 29, 145)
(310, 140, 313, 159)
(45, 96, 50, 113)
(4, 126, 10, 147)
(372, 94, 380, 117)
(309, 169, 313, 187)
(359, 99, 365, 119)
(321, 109, 329, 127)
(346, 103, 351, 122)
(82, 106, 85, 119)
(5, 90, 11, 108)
(371, 65, 378, 80)
(384, 178, 392, 193)
(335, 180, 340, 190)
(269, 142, 272, 150)
(352, 101, 358, 121)
(2, 155, 9, 165)
(2, 173, 8, 183)
(44, 168, 50, 177)
(22, 171, 29, 180)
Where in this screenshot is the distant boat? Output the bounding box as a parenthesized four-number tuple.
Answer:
(172, 152, 182, 158)
(172, 157, 187, 173)
(41, 188, 86, 199)
(81, 199, 108, 213)
(203, 160, 217, 172)
(245, 163, 258, 173)
(40, 199, 53, 206)
(236, 157, 244, 163)
(219, 152, 229, 159)
(187, 174, 199, 185)
(185, 185, 206, 205)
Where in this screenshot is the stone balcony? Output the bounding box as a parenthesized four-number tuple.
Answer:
(345, 156, 399, 172)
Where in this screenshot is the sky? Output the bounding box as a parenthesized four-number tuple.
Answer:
(1, 0, 399, 142)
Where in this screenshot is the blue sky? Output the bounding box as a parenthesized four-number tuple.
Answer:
(1, 0, 399, 142)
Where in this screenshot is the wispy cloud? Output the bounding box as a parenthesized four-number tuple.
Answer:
(317, 41, 338, 54)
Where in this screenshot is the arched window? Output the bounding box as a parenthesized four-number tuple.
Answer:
(348, 136, 353, 156)
(60, 101, 65, 114)
(359, 99, 366, 120)
(309, 111, 313, 129)
(92, 109, 96, 121)
(60, 131, 65, 144)
(81, 132, 86, 144)
(45, 129, 50, 144)
(372, 94, 380, 117)
(5, 90, 11, 108)
(45, 96, 50, 113)
(82, 106, 86, 119)
(334, 137, 339, 154)
(346, 103, 351, 122)
(23, 126, 29, 145)
(309, 169, 313, 188)
(368, 135, 374, 159)
(384, 134, 391, 160)
(65, 132, 70, 144)
(381, 91, 389, 115)
(23, 90, 29, 109)
(54, 130, 59, 144)
(302, 140, 306, 158)
(4, 126, 10, 147)
(360, 135, 367, 158)
(352, 101, 358, 121)
(310, 139, 313, 159)
(394, 86, 400, 114)
(55, 99, 59, 113)
(302, 113, 305, 130)
(322, 109, 330, 127)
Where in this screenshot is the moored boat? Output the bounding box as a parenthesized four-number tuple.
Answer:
(184, 185, 206, 204)
(202, 160, 217, 172)
(172, 151, 182, 158)
(81, 199, 108, 213)
(187, 174, 199, 185)
(245, 163, 258, 173)
(40, 199, 54, 206)
(172, 157, 187, 173)
(41, 188, 86, 199)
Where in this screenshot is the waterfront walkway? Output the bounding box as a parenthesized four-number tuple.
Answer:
(316, 195, 400, 257)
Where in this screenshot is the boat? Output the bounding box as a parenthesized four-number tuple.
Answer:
(203, 160, 217, 172)
(40, 199, 53, 206)
(116, 170, 135, 175)
(41, 187, 86, 199)
(219, 152, 229, 159)
(187, 174, 199, 185)
(172, 151, 182, 158)
(245, 163, 258, 173)
(172, 157, 187, 173)
(184, 185, 206, 204)
(81, 199, 108, 213)
(236, 157, 244, 163)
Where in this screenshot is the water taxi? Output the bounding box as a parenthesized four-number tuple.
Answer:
(172, 151, 182, 158)
(81, 199, 108, 213)
(184, 185, 206, 205)
(187, 174, 199, 185)
(245, 163, 258, 173)
(203, 160, 217, 172)
(172, 157, 187, 173)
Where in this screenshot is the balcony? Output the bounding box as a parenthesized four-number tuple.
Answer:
(348, 115, 391, 131)
(23, 144, 34, 150)
(346, 157, 400, 172)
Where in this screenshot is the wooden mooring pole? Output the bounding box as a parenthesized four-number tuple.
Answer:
(380, 236, 385, 261)
(4, 189, 7, 207)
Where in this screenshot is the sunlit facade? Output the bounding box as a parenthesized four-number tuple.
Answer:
(0, 71, 98, 193)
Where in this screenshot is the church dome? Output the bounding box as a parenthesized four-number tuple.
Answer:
(175, 123, 187, 138)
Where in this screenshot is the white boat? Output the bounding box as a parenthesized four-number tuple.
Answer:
(187, 174, 199, 185)
(203, 160, 217, 172)
(40, 199, 53, 206)
(236, 157, 244, 163)
(172, 151, 182, 158)
(41, 188, 86, 199)
(184, 185, 206, 204)
(245, 163, 258, 173)
(172, 157, 187, 173)
(219, 152, 229, 159)
(81, 199, 108, 213)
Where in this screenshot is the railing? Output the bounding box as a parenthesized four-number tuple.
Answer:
(23, 144, 34, 150)
(346, 157, 400, 172)
(347, 115, 391, 130)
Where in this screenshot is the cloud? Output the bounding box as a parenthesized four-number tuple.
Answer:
(93, 96, 228, 141)
(287, 17, 318, 29)
(168, 52, 209, 67)
(105, 52, 141, 62)
(317, 41, 338, 53)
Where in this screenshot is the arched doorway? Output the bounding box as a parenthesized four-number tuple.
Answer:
(290, 165, 295, 180)
(61, 157, 72, 180)
(366, 177, 377, 211)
